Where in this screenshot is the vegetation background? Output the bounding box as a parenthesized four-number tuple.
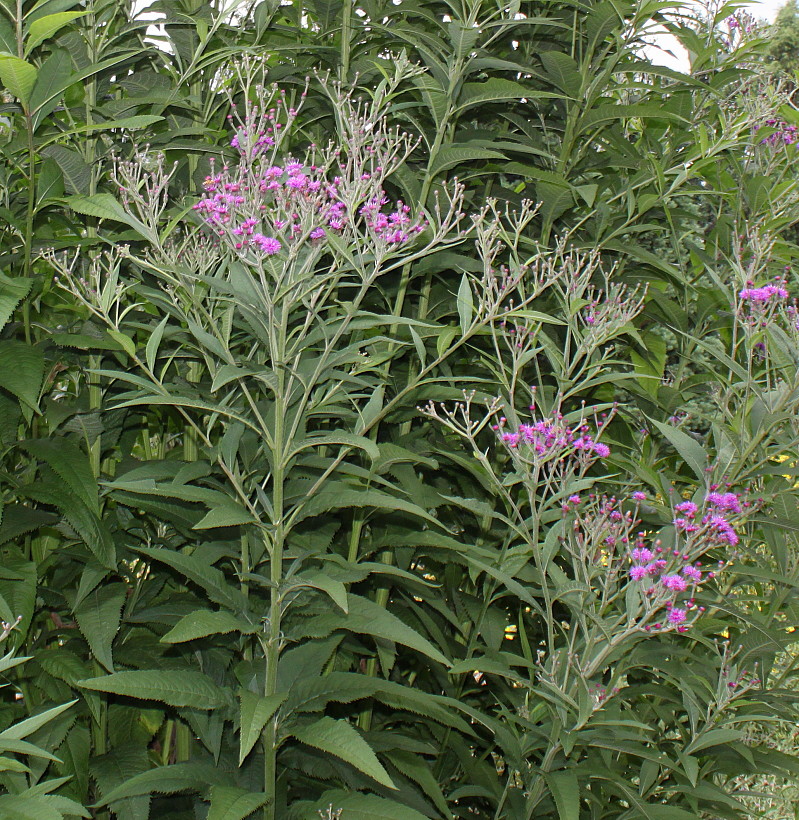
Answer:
(2, 0, 799, 818)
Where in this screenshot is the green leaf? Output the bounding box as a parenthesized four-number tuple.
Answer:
(455, 77, 553, 111)
(650, 418, 708, 480)
(545, 770, 579, 820)
(73, 583, 125, 672)
(301, 790, 429, 820)
(79, 670, 226, 709)
(193, 504, 256, 530)
(0, 54, 37, 106)
(0, 274, 32, 334)
(291, 571, 348, 613)
(134, 546, 248, 612)
(0, 700, 76, 740)
(207, 786, 269, 820)
(296, 594, 450, 666)
(95, 762, 229, 806)
(161, 609, 255, 644)
(0, 794, 63, 820)
(22, 439, 99, 514)
(24, 11, 85, 54)
(686, 728, 742, 754)
(456, 272, 473, 335)
(429, 144, 504, 177)
(290, 717, 395, 790)
(0, 341, 43, 411)
(64, 193, 155, 241)
(239, 691, 286, 765)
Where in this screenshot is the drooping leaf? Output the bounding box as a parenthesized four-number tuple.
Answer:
(290, 717, 395, 790)
(73, 583, 126, 672)
(0, 274, 32, 334)
(238, 691, 286, 765)
(295, 593, 450, 666)
(207, 786, 269, 820)
(0, 341, 44, 411)
(95, 762, 229, 806)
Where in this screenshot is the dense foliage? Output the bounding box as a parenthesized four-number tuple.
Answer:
(2, 0, 799, 818)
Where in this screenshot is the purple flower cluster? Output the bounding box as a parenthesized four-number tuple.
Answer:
(191, 94, 427, 260)
(672, 491, 746, 546)
(493, 409, 610, 464)
(760, 118, 798, 146)
(739, 283, 789, 303)
(359, 196, 421, 245)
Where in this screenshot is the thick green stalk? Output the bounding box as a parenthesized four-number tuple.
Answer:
(340, 0, 352, 81)
(263, 304, 288, 820)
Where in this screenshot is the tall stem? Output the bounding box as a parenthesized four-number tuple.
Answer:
(340, 0, 352, 82)
(263, 302, 288, 820)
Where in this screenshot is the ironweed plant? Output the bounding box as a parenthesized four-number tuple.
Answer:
(47, 74, 560, 818)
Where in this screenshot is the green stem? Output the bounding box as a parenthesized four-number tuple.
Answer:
(263, 306, 288, 820)
(340, 0, 352, 81)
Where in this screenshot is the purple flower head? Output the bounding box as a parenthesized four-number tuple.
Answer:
(310, 227, 326, 239)
(675, 500, 698, 518)
(286, 174, 307, 190)
(252, 234, 281, 255)
(646, 559, 667, 577)
(629, 566, 647, 581)
(631, 547, 653, 563)
(662, 574, 688, 592)
(682, 565, 702, 582)
(668, 608, 687, 624)
(631, 491, 647, 501)
(707, 492, 741, 514)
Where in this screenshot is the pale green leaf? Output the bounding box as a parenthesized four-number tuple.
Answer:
(0, 55, 37, 106)
(456, 272, 473, 335)
(24, 11, 86, 54)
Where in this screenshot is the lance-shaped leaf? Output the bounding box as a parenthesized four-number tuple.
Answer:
(24, 11, 86, 55)
(238, 691, 286, 765)
(161, 609, 256, 644)
(95, 762, 230, 806)
(74, 583, 126, 672)
(79, 671, 227, 709)
(294, 593, 450, 666)
(207, 786, 269, 820)
(0, 274, 32, 334)
(289, 717, 396, 790)
(134, 546, 247, 612)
